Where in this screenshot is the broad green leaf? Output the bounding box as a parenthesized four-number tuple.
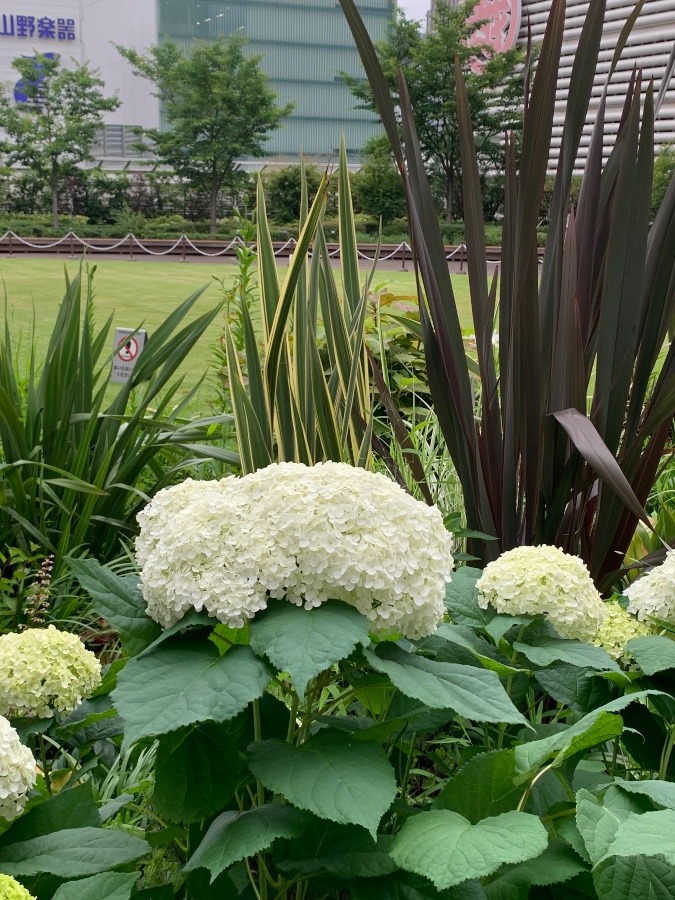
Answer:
(433, 750, 521, 823)
(626, 635, 675, 675)
(514, 691, 659, 773)
(247, 732, 397, 837)
(513, 638, 621, 673)
(364, 645, 529, 727)
(485, 841, 588, 895)
(389, 810, 548, 890)
(278, 832, 396, 879)
(443, 568, 489, 627)
(575, 789, 624, 866)
(615, 780, 675, 811)
(597, 809, 675, 865)
(534, 665, 613, 714)
(249, 600, 370, 697)
(185, 804, 309, 880)
(435, 624, 528, 677)
(593, 854, 675, 900)
(51, 872, 139, 900)
(0, 784, 99, 845)
(113, 640, 272, 747)
(0, 827, 149, 878)
(153, 720, 246, 823)
(136, 610, 215, 659)
(68, 557, 160, 656)
(352, 872, 486, 900)
(484, 615, 535, 646)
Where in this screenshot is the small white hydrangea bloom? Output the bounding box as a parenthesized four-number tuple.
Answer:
(136, 462, 454, 639)
(0, 874, 36, 899)
(0, 626, 102, 719)
(476, 545, 607, 642)
(0, 716, 36, 821)
(625, 549, 675, 625)
(593, 602, 653, 663)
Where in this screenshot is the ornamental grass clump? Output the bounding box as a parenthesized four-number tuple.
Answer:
(0, 626, 102, 718)
(476, 545, 606, 642)
(136, 461, 454, 638)
(0, 716, 36, 821)
(625, 549, 675, 625)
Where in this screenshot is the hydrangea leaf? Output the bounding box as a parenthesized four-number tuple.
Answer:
(443, 567, 490, 626)
(596, 809, 675, 865)
(0, 827, 150, 877)
(433, 750, 522, 822)
(51, 872, 139, 900)
(614, 780, 675, 811)
(626, 636, 675, 675)
(1, 783, 99, 844)
(516, 712, 623, 775)
(514, 690, 658, 774)
(113, 640, 272, 748)
(153, 720, 247, 824)
(534, 665, 613, 714)
(364, 644, 529, 726)
(275, 820, 396, 880)
(575, 789, 624, 866)
(485, 840, 589, 893)
(513, 638, 621, 673)
(593, 854, 675, 900)
(351, 873, 486, 900)
(68, 557, 160, 656)
(249, 600, 370, 697)
(185, 804, 310, 880)
(247, 733, 397, 837)
(389, 810, 548, 890)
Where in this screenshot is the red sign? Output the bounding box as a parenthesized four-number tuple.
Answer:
(467, 0, 522, 70)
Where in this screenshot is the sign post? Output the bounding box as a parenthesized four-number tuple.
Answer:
(111, 327, 147, 384)
(467, 0, 522, 71)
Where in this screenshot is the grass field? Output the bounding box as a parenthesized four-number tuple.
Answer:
(1, 257, 473, 411)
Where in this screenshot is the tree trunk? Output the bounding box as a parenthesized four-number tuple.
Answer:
(445, 171, 453, 223)
(210, 161, 219, 235)
(51, 159, 59, 229)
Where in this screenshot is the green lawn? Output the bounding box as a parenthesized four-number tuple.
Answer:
(1, 258, 473, 410)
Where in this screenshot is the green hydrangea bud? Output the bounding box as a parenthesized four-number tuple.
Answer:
(0, 626, 101, 718)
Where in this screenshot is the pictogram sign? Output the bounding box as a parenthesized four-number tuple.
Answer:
(111, 327, 147, 384)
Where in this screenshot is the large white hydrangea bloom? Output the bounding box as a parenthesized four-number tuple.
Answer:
(0, 874, 36, 899)
(625, 549, 675, 625)
(136, 462, 454, 638)
(0, 716, 36, 821)
(476, 545, 607, 642)
(0, 626, 102, 719)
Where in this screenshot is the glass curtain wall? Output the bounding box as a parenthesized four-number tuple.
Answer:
(157, 0, 394, 159)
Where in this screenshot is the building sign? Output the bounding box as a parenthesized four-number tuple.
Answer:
(111, 328, 147, 384)
(0, 14, 76, 40)
(467, 0, 521, 70)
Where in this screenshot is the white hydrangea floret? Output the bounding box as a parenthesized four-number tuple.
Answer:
(593, 602, 653, 664)
(625, 549, 675, 625)
(0, 626, 102, 719)
(476, 545, 607, 642)
(136, 462, 455, 639)
(0, 716, 36, 821)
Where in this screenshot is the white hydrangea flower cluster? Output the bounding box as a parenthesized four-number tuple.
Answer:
(136, 462, 455, 638)
(593, 602, 653, 663)
(625, 549, 675, 625)
(476, 545, 607, 642)
(0, 626, 102, 719)
(0, 874, 36, 899)
(0, 716, 36, 821)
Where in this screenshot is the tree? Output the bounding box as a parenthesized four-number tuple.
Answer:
(264, 164, 323, 224)
(0, 53, 120, 227)
(345, 0, 525, 221)
(118, 37, 293, 234)
(353, 135, 406, 224)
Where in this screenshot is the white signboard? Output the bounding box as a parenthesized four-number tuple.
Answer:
(111, 327, 147, 384)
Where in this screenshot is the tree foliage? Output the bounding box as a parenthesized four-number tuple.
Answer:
(353, 135, 406, 224)
(263, 164, 323, 224)
(118, 37, 293, 233)
(0, 53, 120, 227)
(345, 0, 525, 221)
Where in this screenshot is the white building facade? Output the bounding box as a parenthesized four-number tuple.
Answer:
(519, 0, 675, 170)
